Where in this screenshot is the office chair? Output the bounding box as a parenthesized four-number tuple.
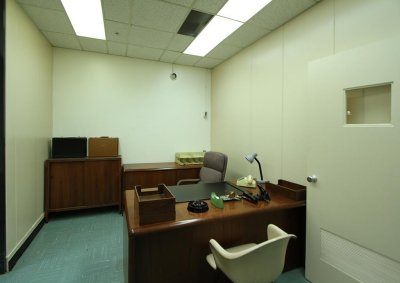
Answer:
(206, 224, 296, 283)
(177, 151, 228, 185)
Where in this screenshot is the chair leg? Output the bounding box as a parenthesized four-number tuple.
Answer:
(214, 269, 234, 283)
(212, 269, 221, 283)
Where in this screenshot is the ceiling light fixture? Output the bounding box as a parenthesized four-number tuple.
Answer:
(218, 0, 273, 22)
(184, 16, 242, 57)
(183, 0, 272, 57)
(61, 0, 106, 40)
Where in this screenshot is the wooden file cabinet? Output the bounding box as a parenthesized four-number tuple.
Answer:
(44, 157, 121, 221)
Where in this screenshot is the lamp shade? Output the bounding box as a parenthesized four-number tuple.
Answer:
(245, 153, 257, 163)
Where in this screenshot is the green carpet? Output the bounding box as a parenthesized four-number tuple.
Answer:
(0, 209, 309, 283)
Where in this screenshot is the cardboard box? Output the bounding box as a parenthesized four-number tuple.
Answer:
(88, 137, 118, 157)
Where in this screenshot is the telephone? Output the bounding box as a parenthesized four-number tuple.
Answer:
(236, 175, 256, 188)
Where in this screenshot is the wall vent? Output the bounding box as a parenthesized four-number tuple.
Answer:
(321, 229, 400, 283)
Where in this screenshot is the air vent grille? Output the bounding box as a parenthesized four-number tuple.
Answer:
(321, 229, 400, 283)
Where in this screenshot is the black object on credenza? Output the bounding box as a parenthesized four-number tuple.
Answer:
(51, 137, 87, 158)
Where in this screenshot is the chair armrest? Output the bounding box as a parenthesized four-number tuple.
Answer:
(267, 223, 297, 240)
(177, 178, 200, 185)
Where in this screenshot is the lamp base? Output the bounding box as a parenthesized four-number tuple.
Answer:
(256, 182, 271, 202)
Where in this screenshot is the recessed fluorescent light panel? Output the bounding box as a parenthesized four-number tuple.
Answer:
(184, 16, 242, 57)
(218, 0, 273, 22)
(183, 0, 272, 57)
(61, 0, 106, 40)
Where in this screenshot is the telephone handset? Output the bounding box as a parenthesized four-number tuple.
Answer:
(236, 175, 256, 188)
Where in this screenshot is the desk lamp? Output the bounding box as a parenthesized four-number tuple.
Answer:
(245, 153, 270, 201)
(245, 153, 266, 184)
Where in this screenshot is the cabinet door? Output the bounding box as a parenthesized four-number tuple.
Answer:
(49, 162, 85, 209)
(84, 160, 121, 206)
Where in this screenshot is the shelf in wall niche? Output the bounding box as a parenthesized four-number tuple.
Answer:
(345, 83, 392, 125)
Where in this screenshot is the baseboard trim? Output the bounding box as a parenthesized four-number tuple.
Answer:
(7, 217, 45, 271)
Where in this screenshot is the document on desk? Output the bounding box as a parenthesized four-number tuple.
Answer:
(168, 182, 243, 203)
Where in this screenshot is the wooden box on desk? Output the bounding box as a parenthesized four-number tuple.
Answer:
(134, 184, 176, 225)
(265, 179, 306, 201)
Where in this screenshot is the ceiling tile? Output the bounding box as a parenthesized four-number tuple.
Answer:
(167, 34, 194, 52)
(249, 0, 315, 30)
(127, 45, 164, 61)
(108, 41, 127, 56)
(207, 44, 242, 60)
(42, 31, 81, 50)
(103, 0, 131, 23)
(223, 22, 271, 48)
(131, 0, 190, 33)
(192, 0, 228, 15)
(105, 21, 130, 43)
(79, 37, 108, 54)
(162, 0, 195, 8)
(128, 26, 174, 49)
(174, 53, 201, 66)
(15, 0, 319, 69)
(194, 57, 222, 69)
(20, 5, 74, 34)
(160, 50, 181, 63)
(17, 0, 64, 11)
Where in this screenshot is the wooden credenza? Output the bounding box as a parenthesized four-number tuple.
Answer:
(122, 162, 202, 190)
(44, 156, 122, 221)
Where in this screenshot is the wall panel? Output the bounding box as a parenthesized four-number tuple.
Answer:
(52, 49, 211, 164)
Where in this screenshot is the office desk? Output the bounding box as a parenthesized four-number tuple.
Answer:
(123, 162, 202, 189)
(123, 184, 306, 283)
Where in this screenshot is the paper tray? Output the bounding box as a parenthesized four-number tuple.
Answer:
(265, 179, 306, 201)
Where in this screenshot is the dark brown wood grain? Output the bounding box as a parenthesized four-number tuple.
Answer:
(122, 162, 202, 189)
(123, 184, 306, 283)
(44, 157, 121, 220)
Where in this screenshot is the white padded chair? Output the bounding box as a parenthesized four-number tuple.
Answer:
(206, 224, 296, 283)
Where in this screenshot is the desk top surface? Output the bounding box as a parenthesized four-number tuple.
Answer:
(124, 182, 306, 236)
(123, 162, 202, 171)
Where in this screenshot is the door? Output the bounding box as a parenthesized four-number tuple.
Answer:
(306, 37, 400, 283)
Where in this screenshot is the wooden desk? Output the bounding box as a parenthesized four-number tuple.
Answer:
(122, 162, 202, 189)
(123, 183, 306, 283)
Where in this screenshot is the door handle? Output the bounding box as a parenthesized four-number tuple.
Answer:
(307, 175, 318, 183)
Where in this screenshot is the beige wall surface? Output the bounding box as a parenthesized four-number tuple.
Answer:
(211, 0, 400, 185)
(5, 0, 53, 261)
(52, 49, 211, 164)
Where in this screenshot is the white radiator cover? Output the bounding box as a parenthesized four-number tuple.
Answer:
(320, 229, 400, 283)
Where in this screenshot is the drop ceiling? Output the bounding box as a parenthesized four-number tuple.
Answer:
(16, 0, 321, 69)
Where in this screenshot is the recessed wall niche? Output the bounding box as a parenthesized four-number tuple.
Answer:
(345, 83, 392, 124)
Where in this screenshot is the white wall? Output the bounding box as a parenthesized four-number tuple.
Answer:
(5, 0, 53, 263)
(52, 49, 211, 163)
(211, 0, 400, 185)
(212, 0, 400, 281)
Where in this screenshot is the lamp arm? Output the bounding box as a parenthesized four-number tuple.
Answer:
(254, 157, 263, 181)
